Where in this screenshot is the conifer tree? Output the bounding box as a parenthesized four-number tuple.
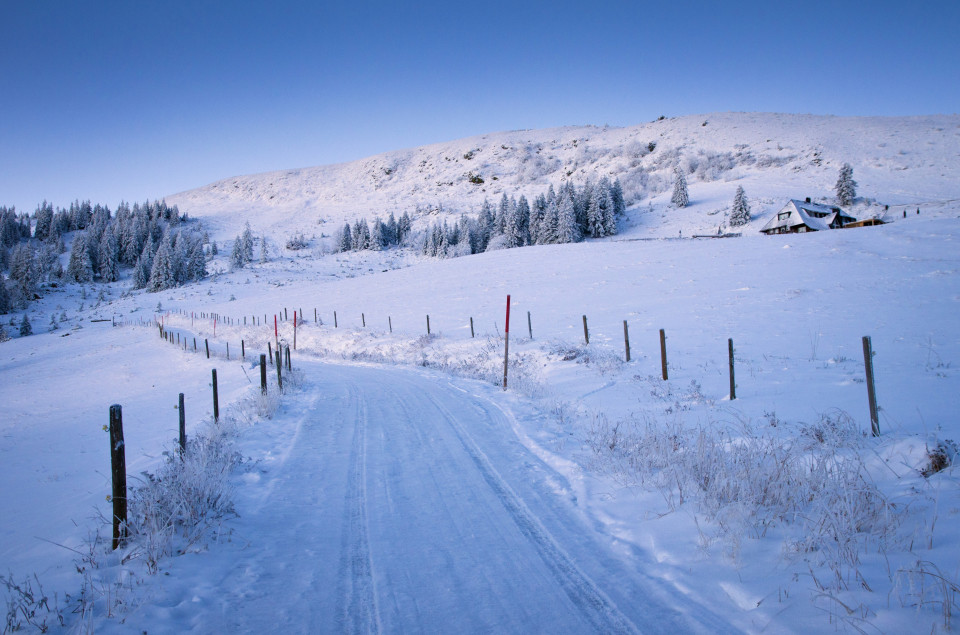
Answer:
(556, 194, 580, 244)
(132, 254, 151, 289)
(259, 236, 270, 263)
(34, 201, 54, 241)
(730, 186, 751, 227)
(241, 222, 254, 263)
(19, 313, 31, 336)
(67, 234, 94, 283)
(671, 165, 689, 207)
(0, 277, 9, 314)
(148, 233, 176, 291)
(98, 226, 120, 282)
(835, 163, 857, 206)
(611, 178, 626, 218)
(9, 244, 38, 297)
(370, 219, 386, 251)
(338, 223, 353, 252)
(539, 199, 559, 245)
(231, 235, 245, 269)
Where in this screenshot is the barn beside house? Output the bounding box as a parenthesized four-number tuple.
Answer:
(760, 199, 856, 235)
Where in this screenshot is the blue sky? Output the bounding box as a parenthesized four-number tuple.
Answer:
(2, 0, 957, 211)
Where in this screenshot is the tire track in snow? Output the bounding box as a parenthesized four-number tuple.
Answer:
(426, 392, 640, 635)
(337, 383, 381, 634)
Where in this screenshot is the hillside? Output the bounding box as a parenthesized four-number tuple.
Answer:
(3, 113, 960, 632)
(167, 112, 960, 242)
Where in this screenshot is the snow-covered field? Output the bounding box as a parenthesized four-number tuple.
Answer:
(2, 113, 960, 632)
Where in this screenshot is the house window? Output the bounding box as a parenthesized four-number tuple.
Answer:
(798, 226, 807, 233)
(778, 212, 791, 220)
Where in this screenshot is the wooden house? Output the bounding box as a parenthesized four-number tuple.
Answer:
(760, 199, 856, 235)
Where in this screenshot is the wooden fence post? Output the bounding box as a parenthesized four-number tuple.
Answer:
(109, 404, 127, 550)
(659, 329, 668, 380)
(205, 339, 210, 359)
(334, 311, 338, 328)
(285, 346, 291, 371)
(275, 350, 283, 390)
(728, 338, 736, 400)
(315, 308, 317, 323)
(268, 341, 273, 365)
(178, 393, 186, 455)
(226, 342, 230, 360)
(623, 320, 631, 362)
(260, 354, 267, 394)
(427, 315, 431, 335)
(389, 316, 392, 333)
(242, 339, 245, 359)
(284, 308, 288, 321)
(193, 337, 197, 352)
(294, 312, 297, 350)
(582, 315, 589, 344)
(212, 369, 219, 423)
(862, 336, 880, 436)
(528, 311, 533, 339)
(362, 313, 366, 327)
(470, 317, 475, 338)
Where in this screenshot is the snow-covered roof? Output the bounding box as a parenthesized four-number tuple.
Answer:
(760, 200, 855, 233)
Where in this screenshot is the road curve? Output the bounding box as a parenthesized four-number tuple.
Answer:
(127, 361, 733, 633)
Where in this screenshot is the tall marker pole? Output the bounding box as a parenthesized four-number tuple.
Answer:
(274, 314, 279, 352)
(502, 295, 511, 390)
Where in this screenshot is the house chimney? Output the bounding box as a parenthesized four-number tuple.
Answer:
(805, 197, 811, 203)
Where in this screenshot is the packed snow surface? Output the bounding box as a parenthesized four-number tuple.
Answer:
(2, 112, 960, 632)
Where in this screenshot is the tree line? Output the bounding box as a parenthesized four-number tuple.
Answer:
(0, 199, 209, 318)
(335, 177, 625, 258)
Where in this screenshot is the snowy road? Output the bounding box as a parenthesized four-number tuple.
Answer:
(131, 362, 732, 633)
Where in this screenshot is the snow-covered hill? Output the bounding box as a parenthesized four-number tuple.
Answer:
(168, 112, 960, 241)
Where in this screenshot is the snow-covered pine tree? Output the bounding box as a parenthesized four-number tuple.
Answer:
(835, 163, 857, 206)
(611, 178, 626, 218)
(19, 313, 31, 336)
(259, 235, 270, 262)
(369, 218, 386, 251)
(514, 196, 531, 246)
(352, 220, 370, 251)
(98, 226, 120, 282)
(539, 199, 559, 244)
(338, 223, 352, 252)
(132, 253, 151, 289)
(231, 235, 245, 269)
(148, 233, 176, 291)
(729, 186, 751, 227)
(49, 313, 58, 331)
(241, 222, 254, 263)
(530, 193, 547, 244)
(0, 276, 9, 314)
(587, 183, 613, 238)
(385, 212, 398, 246)
(187, 237, 207, 281)
(495, 194, 510, 236)
(671, 165, 689, 207)
(67, 234, 94, 283)
(33, 201, 54, 241)
(398, 211, 412, 244)
(0, 322, 7, 342)
(9, 244, 38, 297)
(556, 193, 580, 244)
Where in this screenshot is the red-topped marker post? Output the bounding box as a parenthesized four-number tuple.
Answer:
(503, 295, 511, 390)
